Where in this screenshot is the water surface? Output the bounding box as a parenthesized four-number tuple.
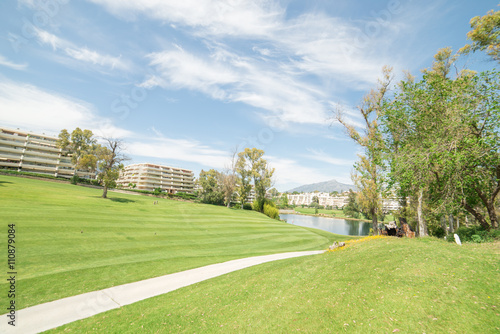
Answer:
(280, 213, 370, 236)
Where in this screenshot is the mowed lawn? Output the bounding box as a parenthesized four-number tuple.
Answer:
(51, 237, 499, 333)
(0, 175, 355, 309)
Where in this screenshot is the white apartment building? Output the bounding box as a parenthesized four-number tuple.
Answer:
(287, 191, 401, 212)
(0, 126, 95, 179)
(287, 192, 349, 208)
(117, 163, 195, 194)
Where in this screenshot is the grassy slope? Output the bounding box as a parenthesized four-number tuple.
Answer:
(51, 237, 499, 333)
(0, 175, 355, 309)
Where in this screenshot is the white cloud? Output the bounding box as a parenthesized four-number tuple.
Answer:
(34, 28, 130, 71)
(0, 79, 132, 138)
(267, 156, 333, 187)
(145, 47, 238, 99)
(128, 136, 230, 169)
(0, 55, 28, 71)
(88, 0, 284, 37)
(145, 46, 329, 125)
(304, 149, 354, 167)
(94, 1, 407, 128)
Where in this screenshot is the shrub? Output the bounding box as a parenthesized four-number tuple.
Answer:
(429, 225, 446, 239)
(70, 175, 80, 185)
(264, 203, 280, 220)
(456, 226, 493, 243)
(232, 203, 241, 209)
(243, 203, 253, 210)
(152, 187, 163, 196)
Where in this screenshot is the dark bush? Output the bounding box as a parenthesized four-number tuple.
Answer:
(456, 226, 491, 243)
(70, 175, 80, 185)
(243, 203, 253, 210)
(429, 225, 446, 239)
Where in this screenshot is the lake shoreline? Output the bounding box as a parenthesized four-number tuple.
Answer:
(279, 213, 371, 236)
(279, 210, 371, 223)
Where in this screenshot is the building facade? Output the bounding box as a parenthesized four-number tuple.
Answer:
(0, 126, 94, 179)
(287, 191, 401, 212)
(287, 192, 349, 208)
(117, 163, 195, 194)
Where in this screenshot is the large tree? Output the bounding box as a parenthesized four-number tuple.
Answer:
(336, 66, 392, 235)
(218, 150, 238, 208)
(237, 148, 275, 210)
(98, 138, 129, 199)
(56, 128, 99, 175)
(382, 49, 500, 231)
(198, 169, 225, 205)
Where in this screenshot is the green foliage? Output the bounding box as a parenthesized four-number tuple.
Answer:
(152, 187, 162, 196)
(175, 192, 197, 201)
(278, 193, 289, 208)
(460, 8, 500, 62)
(343, 190, 360, 219)
(232, 203, 241, 209)
(428, 225, 446, 239)
(264, 203, 280, 220)
(198, 169, 225, 205)
(242, 203, 253, 210)
(237, 148, 274, 204)
(455, 226, 492, 243)
(70, 175, 79, 185)
(381, 52, 500, 231)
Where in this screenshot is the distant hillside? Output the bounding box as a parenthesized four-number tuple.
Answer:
(286, 179, 355, 193)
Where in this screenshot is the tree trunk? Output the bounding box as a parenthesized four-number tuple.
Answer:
(465, 215, 469, 228)
(102, 185, 108, 198)
(441, 215, 448, 236)
(448, 214, 454, 234)
(462, 200, 491, 231)
(372, 208, 378, 235)
(417, 189, 426, 237)
(486, 202, 498, 229)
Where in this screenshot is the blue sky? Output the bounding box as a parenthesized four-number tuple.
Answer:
(0, 0, 497, 191)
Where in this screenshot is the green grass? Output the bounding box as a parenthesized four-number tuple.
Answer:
(50, 237, 500, 333)
(0, 175, 353, 309)
(294, 207, 395, 222)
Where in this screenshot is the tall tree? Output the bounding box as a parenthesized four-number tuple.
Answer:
(98, 138, 129, 199)
(459, 8, 500, 62)
(382, 49, 500, 231)
(218, 150, 238, 208)
(237, 148, 275, 210)
(198, 169, 225, 205)
(235, 156, 252, 206)
(56, 128, 99, 175)
(336, 66, 393, 234)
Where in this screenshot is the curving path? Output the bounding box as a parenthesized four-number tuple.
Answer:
(1, 250, 324, 334)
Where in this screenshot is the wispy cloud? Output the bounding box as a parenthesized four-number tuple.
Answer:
(304, 149, 354, 167)
(128, 135, 230, 169)
(92, 0, 411, 128)
(267, 156, 343, 188)
(88, 0, 284, 37)
(143, 45, 329, 125)
(0, 79, 132, 138)
(0, 54, 28, 71)
(33, 28, 130, 72)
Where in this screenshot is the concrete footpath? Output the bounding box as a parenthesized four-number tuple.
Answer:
(1, 250, 324, 333)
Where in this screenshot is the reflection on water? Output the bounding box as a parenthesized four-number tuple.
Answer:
(280, 213, 370, 236)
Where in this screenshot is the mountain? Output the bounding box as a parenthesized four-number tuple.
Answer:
(285, 179, 355, 194)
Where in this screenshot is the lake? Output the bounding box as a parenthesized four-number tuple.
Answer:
(280, 213, 371, 236)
